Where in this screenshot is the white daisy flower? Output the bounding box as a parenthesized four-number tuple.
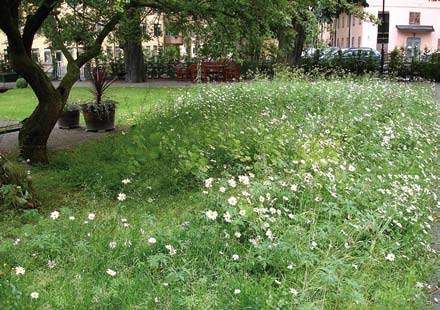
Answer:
(228, 197, 238, 206)
(50, 211, 60, 220)
(30, 292, 39, 299)
(117, 193, 127, 201)
(289, 288, 298, 296)
(385, 253, 395, 261)
(106, 269, 117, 277)
(206, 210, 218, 220)
(15, 266, 25, 275)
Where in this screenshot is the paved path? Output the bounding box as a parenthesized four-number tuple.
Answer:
(0, 122, 128, 155)
(2, 79, 197, 89)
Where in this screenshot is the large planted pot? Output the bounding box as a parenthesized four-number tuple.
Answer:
(81, 101, 116, 132)
(57, 110, 80, 129)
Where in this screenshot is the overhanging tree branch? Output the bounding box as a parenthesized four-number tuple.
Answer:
(0, 0, 23, 45)
(76, 12, 123, 67)
(22, 0, 61, 54)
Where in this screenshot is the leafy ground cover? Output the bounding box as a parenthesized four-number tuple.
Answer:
(0, 77, 439, 309)
(0, 87, 188, 124)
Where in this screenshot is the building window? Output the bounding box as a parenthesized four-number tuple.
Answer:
(31, 48, 39, 63)
(145, 46, 151, 58)
(337, 38, 340, 47)
(353, 17, 356, 26)
(44, 49, 52, 64)
(406, 37, 421, 57)
(347, 16, 350, 27)
(153, 45, 158, 56)
(337, 18, 340, 29)
(342, 16, 345, 28)
(358, 36, 361, 47)
(346, 37, 349, 48)
(377, 12, 389, 44)
(351, 37, 355, 47)
(409, 12, 421, 25)
(55, 50, 62, 62)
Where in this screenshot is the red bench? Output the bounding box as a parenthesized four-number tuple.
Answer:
(186, 62, 240, 83)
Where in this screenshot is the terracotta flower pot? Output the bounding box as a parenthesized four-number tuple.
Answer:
(57, 110, 80, 129)
(81, 103, 116, 132)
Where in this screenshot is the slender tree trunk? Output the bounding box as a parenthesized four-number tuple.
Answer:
(290, 19, 306, 67)
(277, 28, 291, 64)
(124, 7, 145, 83)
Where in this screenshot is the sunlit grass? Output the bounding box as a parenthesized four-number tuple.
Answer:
(0, 87, 193, 124)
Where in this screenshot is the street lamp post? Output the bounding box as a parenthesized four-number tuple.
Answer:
(380, 0, 385, 74)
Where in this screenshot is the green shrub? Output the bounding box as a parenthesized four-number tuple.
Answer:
(15, 77, 28, 88)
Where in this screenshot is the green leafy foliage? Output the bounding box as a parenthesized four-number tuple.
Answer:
(15, 78, 28, 89)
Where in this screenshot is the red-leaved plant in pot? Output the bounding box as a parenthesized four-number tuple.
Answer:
(81, 66, 117, 132)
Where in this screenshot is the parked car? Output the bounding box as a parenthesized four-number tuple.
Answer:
(420, 50, 440, 62)
(319, 47, 345, 60)
(331, 47, 381, 63)
(302, 47, 318, 58)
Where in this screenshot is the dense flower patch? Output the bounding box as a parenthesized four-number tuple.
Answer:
(0, 78, 438, 309)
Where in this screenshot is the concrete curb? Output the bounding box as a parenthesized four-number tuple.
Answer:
(430, 83, 440, 309)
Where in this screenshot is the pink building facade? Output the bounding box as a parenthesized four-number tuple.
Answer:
(328, 0, 440, 55)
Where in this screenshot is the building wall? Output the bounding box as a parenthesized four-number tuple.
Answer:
(331, 0, 440, 53)
(334, 12, 365, 48)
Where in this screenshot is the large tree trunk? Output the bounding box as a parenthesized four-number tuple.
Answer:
(124, 7, 145, 83)
(289, 19, 306, 67)
(18, 93, 62, 163)
(9, 51, 79, 163)
(8, 49, 65, 163)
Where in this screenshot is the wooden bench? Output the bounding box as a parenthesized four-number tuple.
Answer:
(0, 123, 22, 135)
(189, 62, 240, 83)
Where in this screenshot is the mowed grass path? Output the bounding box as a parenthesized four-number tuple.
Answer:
(0, 87, 192, 124)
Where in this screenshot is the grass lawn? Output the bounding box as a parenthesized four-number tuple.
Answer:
(0, 77, 438, 309)
(0, 86, 192, 124)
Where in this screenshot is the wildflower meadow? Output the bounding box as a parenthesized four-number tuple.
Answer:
(0, 76, 439, 309)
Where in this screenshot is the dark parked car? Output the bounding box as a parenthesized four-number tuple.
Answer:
(331, 47, 381, 63)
